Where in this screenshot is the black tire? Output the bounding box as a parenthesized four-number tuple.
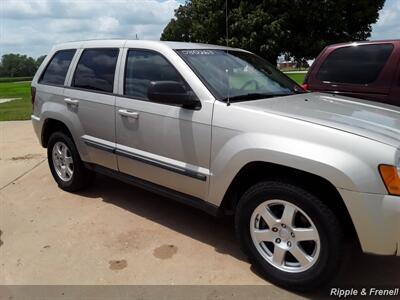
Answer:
(47, 131, 94, 192)
(235, 181, 343, 292)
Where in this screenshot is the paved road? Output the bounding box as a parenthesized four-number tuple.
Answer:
(0, 121, 399, 299)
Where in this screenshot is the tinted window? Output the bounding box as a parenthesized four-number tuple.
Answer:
(124, 50, 185, 99)
(73, 49, 119, 93)
(317, 44, 393, 84)
(40, 50, 76, 85)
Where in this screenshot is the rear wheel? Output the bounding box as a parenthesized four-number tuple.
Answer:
(47, 132, 94, 192)
(235, 181, 343, 291)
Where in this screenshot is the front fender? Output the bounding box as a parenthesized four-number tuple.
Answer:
(207, 131, 393, 206)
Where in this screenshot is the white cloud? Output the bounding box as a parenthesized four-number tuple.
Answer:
(370, 0, 400, 40)
(1, 0, 182, 57)
(98, 17, 120, 32)
(2, 0, 52, 18)
(1, 0, 398, 58)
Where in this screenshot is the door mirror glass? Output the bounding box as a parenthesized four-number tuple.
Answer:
(147, 81, 200, 109)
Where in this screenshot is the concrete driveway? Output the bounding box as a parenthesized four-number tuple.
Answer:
(0, 121, 399, 299)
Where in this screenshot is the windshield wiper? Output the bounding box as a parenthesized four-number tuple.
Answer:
(221, 92, 291, 103)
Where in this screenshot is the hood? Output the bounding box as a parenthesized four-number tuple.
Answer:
(235, 92, 400, 148)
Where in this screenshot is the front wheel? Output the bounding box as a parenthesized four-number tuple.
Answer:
(47, 131, 94, 192)
(235, 181, 344, 291)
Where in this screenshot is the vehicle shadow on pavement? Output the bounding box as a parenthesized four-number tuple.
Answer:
(78, 174, 247, 262)
(78, 174, 400, 298)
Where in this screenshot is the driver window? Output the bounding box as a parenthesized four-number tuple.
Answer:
(124, 49, 186, 100)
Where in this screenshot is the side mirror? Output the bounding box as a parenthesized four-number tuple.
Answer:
(147, 81, 200, 109)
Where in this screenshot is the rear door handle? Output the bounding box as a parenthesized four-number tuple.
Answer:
(118, 109, 139, 119)
(64, 98, 79, 106)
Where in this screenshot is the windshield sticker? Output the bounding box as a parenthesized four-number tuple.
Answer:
(181, 50, 216, 55)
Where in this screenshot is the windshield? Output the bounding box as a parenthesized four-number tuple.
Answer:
(178, 49, 304, 102)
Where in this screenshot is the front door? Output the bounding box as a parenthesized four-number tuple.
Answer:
(115, 49, 212, 199)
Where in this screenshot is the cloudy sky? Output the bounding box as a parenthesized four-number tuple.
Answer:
(1, 0, 399, 58)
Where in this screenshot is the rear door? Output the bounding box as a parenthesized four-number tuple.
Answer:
(35, 49, 77, 123)
(64, 47, 121, 170)
(308, 43, 397, 103)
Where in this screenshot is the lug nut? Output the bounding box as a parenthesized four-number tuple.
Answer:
(287, 241, 292, 247)
(281, 224, 286, 228)
(275, 238, 281, 243)
(272, 227, 278, 232)
(291, 232, 295, 238)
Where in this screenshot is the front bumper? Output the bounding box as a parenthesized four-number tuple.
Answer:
(338, 188, 399, 256)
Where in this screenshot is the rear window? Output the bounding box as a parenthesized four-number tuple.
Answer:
(39, 49, 76, 85)
(72, 48, 119, 93)
(316, 44, 393, 84)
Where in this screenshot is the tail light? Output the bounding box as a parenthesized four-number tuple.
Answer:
(301, 83, 309, 91)
(31, 86, 36, 107)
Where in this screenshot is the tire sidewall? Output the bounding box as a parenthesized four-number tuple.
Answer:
(235, 181, 342, 290)
(47, 132, 82, 190)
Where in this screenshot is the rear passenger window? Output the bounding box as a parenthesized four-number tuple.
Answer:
(40, 50, 76, 85)
(124, 49, 185, 100)
(316, 44, 393, 84)
(73, 48, 119, 93)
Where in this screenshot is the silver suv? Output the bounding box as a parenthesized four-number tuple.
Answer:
(31, 40, 400, 291)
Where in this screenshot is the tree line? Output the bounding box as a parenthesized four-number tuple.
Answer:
(0, 54, 46, 78)
(161, 0, 385, 63)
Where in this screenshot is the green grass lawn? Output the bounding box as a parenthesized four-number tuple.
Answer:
(0, 81, 32, 121)
(286, 73, 306, 85)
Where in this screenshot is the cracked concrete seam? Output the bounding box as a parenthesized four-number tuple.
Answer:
(0, 159, 46, 191)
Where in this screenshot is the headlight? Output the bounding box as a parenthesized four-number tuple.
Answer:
(379, 163, 400, 196)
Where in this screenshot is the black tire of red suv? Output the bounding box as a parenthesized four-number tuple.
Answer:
(235, 181, 344, 292)
(47, 131, 94, 192)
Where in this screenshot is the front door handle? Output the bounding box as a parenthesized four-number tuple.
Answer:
(118, 109, 139, 119)
(64, 98, 79, 106)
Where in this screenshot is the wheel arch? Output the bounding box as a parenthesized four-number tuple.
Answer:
(41, 118, 74, 148)
(219, 161, 359, 243)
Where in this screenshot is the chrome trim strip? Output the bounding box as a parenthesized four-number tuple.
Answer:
(115, 149, 207, 181)
(83, 139, 115, 154)
(82, 137, 207, 181)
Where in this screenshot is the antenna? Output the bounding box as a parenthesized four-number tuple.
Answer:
(225, 0, 228, 47)
(225, 0, 230, 106)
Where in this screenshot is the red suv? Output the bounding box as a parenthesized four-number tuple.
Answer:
(303, 40, 400, 107)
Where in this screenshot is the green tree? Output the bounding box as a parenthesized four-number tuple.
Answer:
(161, 0, 385, 62)
(0, 53, 38, 77)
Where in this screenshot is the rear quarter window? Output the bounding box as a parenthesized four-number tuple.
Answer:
(72, 48, 119, 93)
(316, 44, 394, 84)
(39, 49, 76, 85)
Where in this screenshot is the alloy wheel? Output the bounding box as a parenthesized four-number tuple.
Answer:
(52, 141, 74, 182)
(250, 199, 321, 273)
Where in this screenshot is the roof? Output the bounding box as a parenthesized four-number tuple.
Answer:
(53, 39, 239, 51)
(329, 39, 400, 47)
